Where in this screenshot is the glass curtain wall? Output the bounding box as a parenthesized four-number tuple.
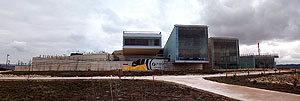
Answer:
(213, 40, 238, 69)
(178, 27, 207, 60)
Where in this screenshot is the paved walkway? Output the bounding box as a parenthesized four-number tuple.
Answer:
(1, 71, 300, 101)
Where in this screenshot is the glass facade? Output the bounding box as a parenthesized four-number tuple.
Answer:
(178, 27, 207, 60)
(211, 38, 239, 69)
(163, 25, 209, 63)
(124, 38, 160, 46)
(255, 56, 276, 68)
(240, 56, 255, 68)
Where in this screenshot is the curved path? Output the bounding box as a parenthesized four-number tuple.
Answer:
(1, 71, 300, 101)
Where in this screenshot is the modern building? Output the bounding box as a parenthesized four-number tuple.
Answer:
(121, 31, 162, 61)
(15, 24, 281, 71)
(209, 37, 240, 69)
(164, 24, 209, 63)
(162, 25, 209, 70)
(240, 53, 279, 68)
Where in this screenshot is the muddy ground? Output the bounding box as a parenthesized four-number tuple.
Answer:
(204, 72, 300, 95)
(0, 79, 236, 100)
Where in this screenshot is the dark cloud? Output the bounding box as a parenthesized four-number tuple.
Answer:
(199, 0, 300, 45)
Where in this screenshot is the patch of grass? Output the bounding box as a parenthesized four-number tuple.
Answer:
(204, 72, 300, 95)
(0, 79, 236, 100)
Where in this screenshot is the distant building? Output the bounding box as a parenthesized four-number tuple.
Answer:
(240, 53, 279, 68)
(209, 37, 240, 69)
(277, 64, 300, 69)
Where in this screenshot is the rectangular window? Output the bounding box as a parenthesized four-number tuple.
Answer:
(125, 38, 160, 46)
(154, 39, 159, 46)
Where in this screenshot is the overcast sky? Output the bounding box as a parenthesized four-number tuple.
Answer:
(0, 0, 300, 64)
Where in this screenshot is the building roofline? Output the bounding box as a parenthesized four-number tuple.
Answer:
(209, 37, 239, 40)
(174, 24, 208, 27)
(123, 31, 161, 34)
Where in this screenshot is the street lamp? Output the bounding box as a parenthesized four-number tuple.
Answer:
(5, 54, 10, 68)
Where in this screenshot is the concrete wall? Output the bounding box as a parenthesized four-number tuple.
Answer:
(15, 61, 132, 71)
(32, 53, 108, 65)
(15, 53, 132, 71)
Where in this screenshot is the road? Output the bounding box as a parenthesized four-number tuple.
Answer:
(1, 70, 300, 101)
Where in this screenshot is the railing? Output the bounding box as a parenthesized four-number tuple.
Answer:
(240, 53, 279, 57)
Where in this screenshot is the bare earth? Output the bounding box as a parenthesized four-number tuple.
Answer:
(249, 74, 300, 86)
(1, 70, 300, 101)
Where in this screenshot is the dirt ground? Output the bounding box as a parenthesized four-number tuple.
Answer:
(0, 69, 264, 77)
(204, 72, 300, 95)
(0, 79, 236, 100)
(249, 73, 300, 86)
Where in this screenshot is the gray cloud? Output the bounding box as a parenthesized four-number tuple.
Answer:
(0, 0, 105, 63)
(198, 0, 300, 45)
(9, 41, 29, 52)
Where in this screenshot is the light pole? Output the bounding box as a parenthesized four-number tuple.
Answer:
(5, 54, 9, 68)
(247, 64, 250, 75)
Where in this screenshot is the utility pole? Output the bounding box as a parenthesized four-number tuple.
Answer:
(258, 42, 260, 56)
